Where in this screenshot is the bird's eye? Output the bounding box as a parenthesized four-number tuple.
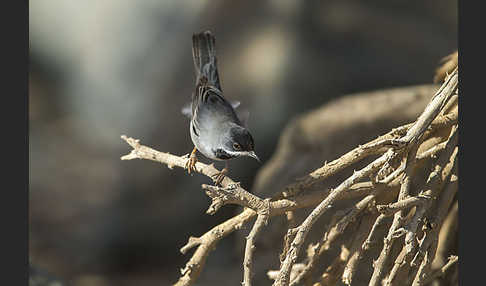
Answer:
(233, 143, 241, 150)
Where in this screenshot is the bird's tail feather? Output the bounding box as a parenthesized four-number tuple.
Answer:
(192, 31, 221, 90)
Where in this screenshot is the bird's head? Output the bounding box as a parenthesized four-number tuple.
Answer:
(219, 125, 259, 162)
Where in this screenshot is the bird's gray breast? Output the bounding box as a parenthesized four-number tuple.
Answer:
(190, 89, 241, 161)
(190, 119, 220, 160)
(190, 106, 230, 160)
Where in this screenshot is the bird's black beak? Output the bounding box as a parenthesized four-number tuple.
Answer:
(248, 151, 260, 163)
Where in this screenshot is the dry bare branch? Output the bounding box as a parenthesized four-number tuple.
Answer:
(288, 194, 376, 286)
(117, 135, 379, 286)
(376, 196, 428, 217)
(272, 150, 395, 286)
(410, 158, 458, 286)
(201, 183, 268, 215)
(382, 126, 458, 286)
(368, 144, 420, 286)
(176, 209, 255, 286)
(120, 58, 458, 286)
(121, 135, 239, 188)
(280, 106, 457, 200)
(423, 255, 458, 285)
(393, 67, 457, 147)
(319, 245, 350, 285)
(243, 210, 270, 286)
(432, 201, 458, 269)
(342, 213, 378, 285)
(434, 51, 458, 83)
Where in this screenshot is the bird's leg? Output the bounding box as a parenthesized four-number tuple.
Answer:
(185, 147, 198, 174)
(214, 161, 229, 186)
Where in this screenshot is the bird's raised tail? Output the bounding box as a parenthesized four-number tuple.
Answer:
(192, 31, 221, 90)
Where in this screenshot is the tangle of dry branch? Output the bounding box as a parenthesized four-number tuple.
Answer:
(120, 58, 458, 286)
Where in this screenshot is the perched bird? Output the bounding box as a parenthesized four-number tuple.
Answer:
(183, 30, 259, 184)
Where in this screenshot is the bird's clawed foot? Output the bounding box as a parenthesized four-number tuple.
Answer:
(213, 167, 228, 186)
(185, 147, 198, 175)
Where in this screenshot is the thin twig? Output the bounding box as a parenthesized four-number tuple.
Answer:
(411, 156, 458, 286)
(433, 201, 458, 269)
(422, 255, 458, 285)
(121, 135, 237, 187)
(120, 65, 458, 286)
(384, 126, 458, 286)
(289, 194, 376, 286)
(202, 183, 268, 215)
(368, 143, 420, 286)
(121, 132, 389, 285)
(175, 209, 255, 286)
(393, 68, 457, 147)
(279, 109, 457, 199)
(376, 196, 428, 217)
(319, 245, 350, 285)
(243, 207, 270, 286)
(272, 150, 394, 286)
(367, 72, 458, 286)
(342, 213, 378, 285)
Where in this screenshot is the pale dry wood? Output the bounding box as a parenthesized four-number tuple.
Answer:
(201, 183, 268, 215)
(121, 135, 377, 216)
(368, 143, 420, 286)
(411, 159, 458, 286)
(279, 109, 457, 199)
(432, 201, 458, 269)
(319, 245, 350, 286)
(272, 150, 395, 286)
(383, 126, 458, 286)
(121, 134, 387, 286)
(121, 135, 238, 187)
(121, 122, 456, 286)
(362, 214, 389, 251)
(384, 246, 409, 286)
(288, 194, 376, 286)
(243, 211, 270, 286)
(366, 70, 458, 286)
(173, 185, 371, 285)
(440, 94, 457, 117)
(342, 213, 378, 285)
(375, 158, 406, 185)
(349, 178, 405, 279)
(416, 140, 448, 161)
(423, 255, 458, 285)
(434, 51, 458, 83)
(267, 264, 306, 282)
(406, 128, 457, 250)
(393, 68, 457, 147)
(176, 209, 255, 286)
(376, 196, 428, 217)
(120, 62, 458, 286)
(390, 143, 457, 286)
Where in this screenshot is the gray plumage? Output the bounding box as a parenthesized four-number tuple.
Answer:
(186, 31, 258, 162)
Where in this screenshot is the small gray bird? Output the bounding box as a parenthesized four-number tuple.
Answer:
(183, 31, 259, 184)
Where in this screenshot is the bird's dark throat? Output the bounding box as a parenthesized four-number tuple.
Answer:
(214, 148, 236, 160)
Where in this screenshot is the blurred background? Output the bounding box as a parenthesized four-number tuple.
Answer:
(29, 1, 457, 285)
